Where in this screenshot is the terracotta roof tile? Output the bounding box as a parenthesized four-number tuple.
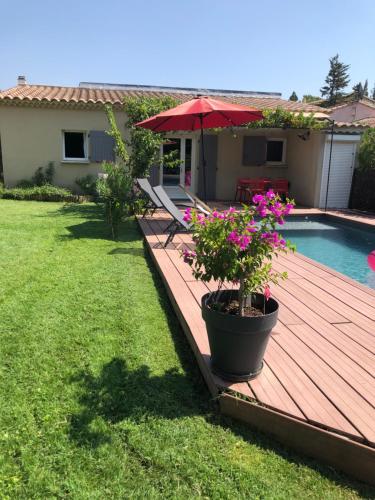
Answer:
(0, 84, 325, 113)
(353, 117, 375, 127)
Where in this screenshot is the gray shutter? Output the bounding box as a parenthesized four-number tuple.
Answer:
(89, 131, 115, 162)
(198, 134, 218, 200)
(243, 136, 267, 166)
(148, 165, 160, 187)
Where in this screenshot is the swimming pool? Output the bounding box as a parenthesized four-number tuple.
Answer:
(280, 215, 375, 290)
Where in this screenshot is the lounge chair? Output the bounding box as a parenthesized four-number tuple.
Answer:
(136, 178, 163, 217)
(153, 185, 192, 247)
(178, 184, 211, 215)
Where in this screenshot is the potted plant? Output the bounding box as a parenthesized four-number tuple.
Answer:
(182, 192, 295, 381)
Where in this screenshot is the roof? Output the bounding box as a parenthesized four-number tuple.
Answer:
(0, 83, 325, 113)
(327, 97, 375, 113)
(353, 117, 375, 127)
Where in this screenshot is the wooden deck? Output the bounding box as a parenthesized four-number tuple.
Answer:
(138, 210, 375, 484)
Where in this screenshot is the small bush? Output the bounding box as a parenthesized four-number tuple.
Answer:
(96, 162, 133, 239)
(76, 174, 98, 196)
(32, 162, 55, 186)
(16, 179, 35, 188)
(0, 184, 80, 202)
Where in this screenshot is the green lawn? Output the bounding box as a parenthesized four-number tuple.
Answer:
(0, 200, 372, 499)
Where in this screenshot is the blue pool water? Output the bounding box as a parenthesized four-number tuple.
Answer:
(280, 215, 375, 290)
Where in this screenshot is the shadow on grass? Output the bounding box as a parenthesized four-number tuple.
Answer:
(69, 359, 200, 447)
(108, 247, 144, 257)
(60, 218, 141, 243)
(49, 203, 103, 220)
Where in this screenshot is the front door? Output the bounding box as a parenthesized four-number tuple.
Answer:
(161, 138, 192, 199)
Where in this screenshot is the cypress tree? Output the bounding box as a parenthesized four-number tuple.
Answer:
(363, 79, 368, 97)
(352, 82, 364, 100)
(320, 54, 350, 105)
(289, 91, 298, 102)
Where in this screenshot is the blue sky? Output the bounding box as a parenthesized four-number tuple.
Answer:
(1, 0, 374, 99)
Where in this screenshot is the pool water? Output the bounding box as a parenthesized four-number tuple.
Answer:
(280, 215, 375, 290)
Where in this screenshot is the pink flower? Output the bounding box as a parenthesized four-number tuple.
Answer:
(252, 194, 264, 204)
(212, 210, 219, 218)
(182, 249, 196, 264)
(239, 235, 251, 250)
(257, 207, 267, 218)
(197, 213, 206, 225)
(264, 285, 271, 301)
(228, 206, 236, 214)
(227, 230, 240, 244)
(183, 208, 192, 222)
(266, 190, 275, 199)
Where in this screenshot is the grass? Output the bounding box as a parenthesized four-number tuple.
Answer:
(0, 199, 373, 499)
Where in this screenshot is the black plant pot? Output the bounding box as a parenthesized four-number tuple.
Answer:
(202, 290, 279, 382)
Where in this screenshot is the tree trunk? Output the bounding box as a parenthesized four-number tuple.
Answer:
(239, 278, 245, 317)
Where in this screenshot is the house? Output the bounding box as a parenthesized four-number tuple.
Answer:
(0, 77, 368, 208)
(328, 96, 375, 124)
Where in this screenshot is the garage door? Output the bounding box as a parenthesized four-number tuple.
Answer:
(320, 140, 356, 209)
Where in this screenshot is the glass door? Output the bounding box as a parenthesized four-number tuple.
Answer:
(161, 138, 192, 198)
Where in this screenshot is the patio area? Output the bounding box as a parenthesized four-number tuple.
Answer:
(138, 208, 375, 485)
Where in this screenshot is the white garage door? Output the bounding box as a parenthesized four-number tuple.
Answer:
(320, 140, 357, 209)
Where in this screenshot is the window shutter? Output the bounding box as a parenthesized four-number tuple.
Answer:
(89, 131, 115, 162)
(243, 136, 267, 166)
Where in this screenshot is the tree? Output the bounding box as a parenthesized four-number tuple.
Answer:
(289, 91, 298, 102)
(364, 79, 369, 97)
(302, 94, 320, 103)
(358, 128, 375, 171)
(123, 96, 179, 179)
(320, 54, 350, 105)
(372, 84, 375, 100)
(352, 82, 364, 100)
(105, 96, 180, 181)
(352, 80, 369, 100)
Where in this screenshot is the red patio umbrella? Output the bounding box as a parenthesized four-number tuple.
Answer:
(136, 95, 263, 200)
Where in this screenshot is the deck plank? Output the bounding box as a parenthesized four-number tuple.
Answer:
(138, 211, 375, 454)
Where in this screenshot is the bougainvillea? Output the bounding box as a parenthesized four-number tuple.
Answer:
(181, 192, 295, 315)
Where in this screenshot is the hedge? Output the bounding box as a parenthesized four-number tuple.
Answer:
(0, 184, 84, 202)
(349, 169, 375, 212)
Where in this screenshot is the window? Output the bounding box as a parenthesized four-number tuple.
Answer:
(63, 131, 88, 161)
(266, 139, 286, 164)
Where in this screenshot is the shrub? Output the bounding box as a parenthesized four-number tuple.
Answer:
(96, 162, 133, 239)
(32, 162, 55, 186)
(16, 179, 35, 188)
(182, 192, 295, 315)
(0, 184, 79, 202)
(358, 128, 375, 170)
(76, 174, 98, 196)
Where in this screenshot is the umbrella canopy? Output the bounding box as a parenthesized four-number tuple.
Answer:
(135, 95, 263, 132)
(136, 95, 263, 201)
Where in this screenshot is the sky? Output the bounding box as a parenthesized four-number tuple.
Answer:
(1, 0, 374, 100)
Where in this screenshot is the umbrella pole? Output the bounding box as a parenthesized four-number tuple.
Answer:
(199, 115, 207, 202)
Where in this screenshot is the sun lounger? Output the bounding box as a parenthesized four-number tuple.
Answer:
(178, 184, 211, 215)
(137, 178, 163, 217)
(153, 185, 192, 246)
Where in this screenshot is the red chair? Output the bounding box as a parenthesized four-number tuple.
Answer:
(243, 180, 265, 202)
(235, 179, 248, 202)
(272, 179, 289, 199)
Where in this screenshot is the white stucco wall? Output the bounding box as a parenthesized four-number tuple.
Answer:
(0, 105, 128, 189)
